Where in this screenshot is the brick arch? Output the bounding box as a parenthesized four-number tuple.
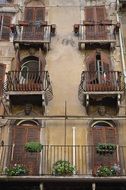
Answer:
(24, 0, 45, 6)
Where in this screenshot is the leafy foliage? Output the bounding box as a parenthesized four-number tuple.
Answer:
(52, 160, 75, 176)
(96, 143, 116, 154)
(24, 142, 43, 152)
(5, 164, 27, 176)
(96, 164, 121, 177)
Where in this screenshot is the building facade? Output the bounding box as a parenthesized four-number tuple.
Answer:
(0, 0, 126, 189)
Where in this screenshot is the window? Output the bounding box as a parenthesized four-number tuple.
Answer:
(0, 15, 11, 40)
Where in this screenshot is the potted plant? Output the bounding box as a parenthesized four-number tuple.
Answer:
(96, 164, 121, 177)
(5, 164, 28, 176)
(96, 143, 116, 154)
(52, 160, 75, 176)
(24, 142, 43, 152)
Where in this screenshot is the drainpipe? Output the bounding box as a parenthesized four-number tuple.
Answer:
(72, 127, 76, 174)
(116, 13, 126, 82)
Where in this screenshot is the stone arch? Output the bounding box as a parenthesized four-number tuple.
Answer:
(88, 120, 118, 145)
(24, 0, 45, 7)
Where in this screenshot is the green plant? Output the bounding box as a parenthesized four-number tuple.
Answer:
(24, 142, 43, 152)
(5, 164, 27, 176)
(96, 165, 112, 177)
(52, 160, 75, 176)
(96, 164, 121, 177)
(96, 143, 116, 154)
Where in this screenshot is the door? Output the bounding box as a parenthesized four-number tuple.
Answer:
(86, 51, 110, 84)
(10, 124, 40, 175)
(84, 6, 107, 40)
(22, 7, 45, 40)
(92, 123, 118, 174)
(0, 15, 11, 41)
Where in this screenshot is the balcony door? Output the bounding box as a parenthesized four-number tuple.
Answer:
(10, 124, 40, 175)
(22, 7, 45, 40)
(86, 50, 110, 84)
(84, 6, 107, 40)
(92, 122, 118, 175)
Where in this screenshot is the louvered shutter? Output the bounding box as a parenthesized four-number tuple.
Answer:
(23, 7, 45, 40)
(85, 51, 96, 83)
(27, 126, 40, 142)
(101, 51, 110, 72)
(84, 6, 107, 40)
(86, 51, 96, 71)
(10, 125, 40, 175)
(22, 7, 34, 40)
(34, 7, 45, 39)
(0, 63, 5, 96)
(85, 7, 95, 40)
(96, 6, 107, 39)
(1, 15, 11, 40)
(92, 126, 118, 174)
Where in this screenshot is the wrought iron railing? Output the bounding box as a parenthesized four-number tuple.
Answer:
(0, 145, 126, 176)
(5, 71, 50, 91)
(13, 25, 52, 42)
(4, 71, 53, 101)
(78, 24, 116, 41)
(79, 71, 123, 91)
(78, 71, 124, 102)
(0, 0, 13, 4)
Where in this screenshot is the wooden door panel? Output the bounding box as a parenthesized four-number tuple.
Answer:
(9, 125, 40, 175)
(85, 6, 107, 40)
(22, 7, 45, 40)
(92, 126, 118, 175)
(96, 6, 107, 40)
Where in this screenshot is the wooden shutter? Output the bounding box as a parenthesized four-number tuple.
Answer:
(1, 15, 11, 40)
(85, 7, 95, 40)
(96, 6, 107, 39)
(92, 127, 117, 145)
(84, 6, 107, 40)
(0, 63, 6, 96)
(101, 51, 111, 72)
(10, 125, 40, 175)
(23, 7, 45, 40)
(92, 126, 118, 174)
(35, 7, 45, 22)
(22, 8, 34, 40)
(86, 51, 96, 71)
(85, 6, 95, 21)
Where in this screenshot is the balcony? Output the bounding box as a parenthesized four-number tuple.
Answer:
(0, 0, 13, 4)
(0, 144, 126, 177)
(13, 24, 55, 50)
(78, 71, 124, 113)
(79, 71, 124, 94)
(4, 71, 53, 104)
(74, 24, 117, 49)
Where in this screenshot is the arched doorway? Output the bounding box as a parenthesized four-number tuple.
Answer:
(90, 121, 118, 175)
(9, 120, 41, 175)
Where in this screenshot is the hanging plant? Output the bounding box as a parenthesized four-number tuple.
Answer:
(96, 143, 116, 154)
(24, 142, 43, 152)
